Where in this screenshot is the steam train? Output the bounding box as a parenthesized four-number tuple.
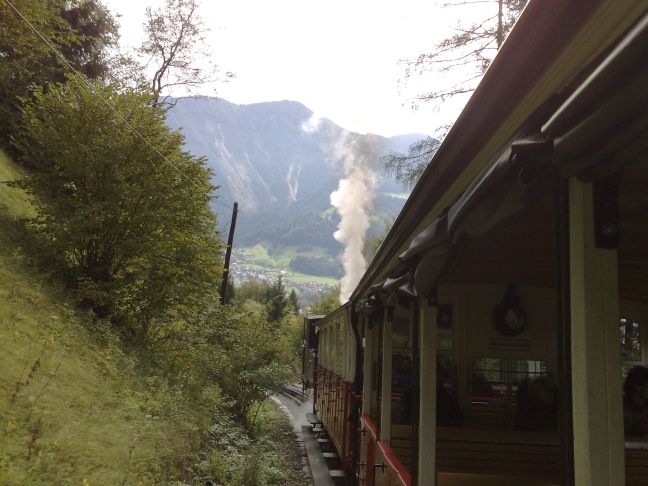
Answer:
(303, 2, 648, 485)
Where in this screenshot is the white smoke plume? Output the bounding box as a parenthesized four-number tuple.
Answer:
(330, 135, 381, 304)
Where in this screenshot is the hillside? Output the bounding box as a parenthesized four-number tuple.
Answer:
(0, 151, 188, 484)
(0, 152, 306, 485)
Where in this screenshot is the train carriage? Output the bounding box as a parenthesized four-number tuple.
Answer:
(314, 304, 360, 475)
(310, 1, 648, 485)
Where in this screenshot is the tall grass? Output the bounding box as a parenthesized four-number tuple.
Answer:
(0, 153, 172, 485)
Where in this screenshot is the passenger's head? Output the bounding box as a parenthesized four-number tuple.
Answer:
(437, 358, 450, 383)
(527, 375, 555, 407)
(624, 366, 648, 403)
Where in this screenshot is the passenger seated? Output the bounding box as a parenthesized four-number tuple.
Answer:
(437, 359, 464, 427)
(512, 375, 557, 431)
(397, 359, 464, 426)
(623, 365, 648, 437)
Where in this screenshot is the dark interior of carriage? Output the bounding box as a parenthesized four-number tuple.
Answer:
(370, 160, 648, 485)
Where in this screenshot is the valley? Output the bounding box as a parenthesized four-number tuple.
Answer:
(166, 97, 421, 291)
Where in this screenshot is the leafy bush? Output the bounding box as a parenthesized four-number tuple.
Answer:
(13, 78, 222, 344)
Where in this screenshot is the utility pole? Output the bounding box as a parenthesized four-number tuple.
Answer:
(220, 202, 238, 304)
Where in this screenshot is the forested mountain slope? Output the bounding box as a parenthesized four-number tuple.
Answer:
(167, 98, 422, 278)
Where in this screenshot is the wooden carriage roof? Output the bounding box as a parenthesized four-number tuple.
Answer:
(351, 0, 648, 302)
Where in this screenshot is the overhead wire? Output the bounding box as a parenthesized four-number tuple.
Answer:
(4, 0, 234, 212)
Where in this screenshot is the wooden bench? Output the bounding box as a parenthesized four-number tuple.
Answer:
(463, 409, 512, 429)
(436, 427, 560, 482)
(390, 425, 416, 468)
(383, 424, 648, 484)
(626, 442, 648, 485)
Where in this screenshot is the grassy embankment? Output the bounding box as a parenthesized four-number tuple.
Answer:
(0, 151, 307, 485)
(0, 151, 175, 484)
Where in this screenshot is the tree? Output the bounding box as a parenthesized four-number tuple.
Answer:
(234, 279, 273, 305)
(288, 288, 300, 315)
(222, 275, 237, 304)
(266, 276, 288, 324)
(14, 78, 222, 342)
(0, 0, 118, 150)
(383, 136, 441, 188)
(58, 0, 119, 81)
(138, 0, 231, 106)
(208, 301, 292, 423)
(407, 0, 527, 105)
(385, 0, 527, 186)
(308, 287, 341, 316)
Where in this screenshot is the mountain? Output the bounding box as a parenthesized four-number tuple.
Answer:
(166, 97, 424, 284)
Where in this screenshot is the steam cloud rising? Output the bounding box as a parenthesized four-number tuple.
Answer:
(330, 135, 380, 304)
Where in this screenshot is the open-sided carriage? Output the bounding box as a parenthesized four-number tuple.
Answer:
(311, 2, 648, 485)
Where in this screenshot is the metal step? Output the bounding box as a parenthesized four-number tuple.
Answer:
(306, 412, 322, 425)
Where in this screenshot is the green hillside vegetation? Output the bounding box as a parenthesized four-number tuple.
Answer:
(0, 151, 32, 218)
(1, 153, 170, 484)
(0, 152, 305, 485)
(0, 3, 309, 484)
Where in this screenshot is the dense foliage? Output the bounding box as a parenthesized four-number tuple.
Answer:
(0, 0, 118, 151)
(0, 1, 308, 484)
(14, 79, 222, 345)
(308, 286, 341, 315)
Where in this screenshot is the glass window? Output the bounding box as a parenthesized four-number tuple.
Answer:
(372, 321, 383, 428)
(469, 358, 547, 408)
(336, 320, 345, 374)
(392, 351, 414, 425)
(620, 318, 641, 362)
(393, 316, 411, 348)
(437, 304, 456, 392)
(438, 328, 453, 352)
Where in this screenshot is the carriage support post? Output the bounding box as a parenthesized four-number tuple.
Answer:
(569, 178, 625, 486)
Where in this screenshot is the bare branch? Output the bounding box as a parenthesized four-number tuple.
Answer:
(138, 0, 230, 106)
(387, 1, 527, 187)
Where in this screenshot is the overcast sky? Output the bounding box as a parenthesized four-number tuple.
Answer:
(104, 0, 488, 137)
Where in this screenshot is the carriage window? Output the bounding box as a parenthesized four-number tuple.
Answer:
(392, 314, 414, 425)
(434, 306, 457, 407)
(336, 321, 345, 374)
(438, 329, 453, 352)
(393, 317, 411, 348)
(469, 358, 547, 408)
(620, 318, 641, 362)
(373, 320, 384, 430)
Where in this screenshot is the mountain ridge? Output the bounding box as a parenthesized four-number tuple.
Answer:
(166, 97, 423, 285)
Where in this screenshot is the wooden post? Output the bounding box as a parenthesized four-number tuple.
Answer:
(219, 202, 238, 304)
(362, 315, 373, 416)
(380, 307, 393, 442)
(556, 176, 575, 485)
(418, 299, 437, 486)
(569, 179, 624, 486)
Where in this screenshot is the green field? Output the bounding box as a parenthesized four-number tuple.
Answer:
(237, 244, 340, 286)
(240, 261, 339, 286)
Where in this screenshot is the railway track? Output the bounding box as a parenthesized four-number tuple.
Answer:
(279, 383, 310, 403)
